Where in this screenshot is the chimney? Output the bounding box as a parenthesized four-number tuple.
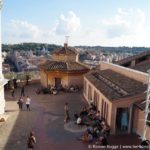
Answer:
(64, 43, 68, 48)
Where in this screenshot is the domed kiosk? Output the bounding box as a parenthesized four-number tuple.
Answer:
(39, 43, 89, 88)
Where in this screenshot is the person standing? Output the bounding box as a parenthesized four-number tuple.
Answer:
(21, 86, 25, 97)
(27, 131, 36, 150)
(26, 96, 31, 111)
(17, 97, 23, 111)
(11, 86, 15, 97)
(26, 75, 30, 85)
(64, 102, 70, 123)
(13, 78, 17, 89)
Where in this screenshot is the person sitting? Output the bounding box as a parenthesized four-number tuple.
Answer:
(104, 127, 110, 138)
(74, 85, 79, 92)
(88, 109, 97, 120)
(77, 117, 82, 125)
(96, 136, 108, 146)
(57, 84, 63, 91)
(74, 113, 79, 120)
(91, 103, 97, 111)
(101, 124, 110, 138)
(70, 85, 75, 92)
(78, 131, 93, 143)
(80, 107, 88, 117)
(52, 89, 57, 95)
(92, 127, 100, 139)
(96, 111, 101, 119)
(50, 85, 55, 91)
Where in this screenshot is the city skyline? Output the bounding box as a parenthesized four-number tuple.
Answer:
(2, 0, 150, 46)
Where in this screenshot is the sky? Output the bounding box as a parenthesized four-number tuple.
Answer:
(2, 0, 150, 46)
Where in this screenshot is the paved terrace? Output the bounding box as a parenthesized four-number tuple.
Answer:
(0, 83, 141, 150)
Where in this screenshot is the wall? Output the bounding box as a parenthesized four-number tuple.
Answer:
(68, 74, 84, 87)
(40, 70, 47, 87)
(48, 73, 69, 86)
(0, 85, 5, 114)
(83, 77, 112, 127)
(110, 94, 145, 134)
(40, 71, 86, 88)
(133, 107, 150, 140)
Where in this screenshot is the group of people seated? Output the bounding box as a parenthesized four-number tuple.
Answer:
(75, 103, 110, 146)
(64, 85, 80, 93)
(36, 85, 58, 95)
(36, 84, 80, 95)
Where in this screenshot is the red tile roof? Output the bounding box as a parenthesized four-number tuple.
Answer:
(85, 69, 147, 100)
(131, 60, 150, 73)
(39, 61, 89, 73)
(116, 51, 150, 66)
(53, 47, 77, 55)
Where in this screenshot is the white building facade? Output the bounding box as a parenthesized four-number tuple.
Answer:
(0, 0, 7, 115)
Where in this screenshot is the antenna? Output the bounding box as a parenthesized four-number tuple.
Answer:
(142, 69, 150, 141)
(65, 36, 70, 44)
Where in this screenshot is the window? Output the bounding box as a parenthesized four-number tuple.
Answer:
(101, 100, 109, 122)
(88, 85, 92, 101)
(101, 99, 104, 118)
(84, 80, 87, 95)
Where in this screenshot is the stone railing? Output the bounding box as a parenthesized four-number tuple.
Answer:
(4, 71, 40, 89)
(4, 71, 40, 80)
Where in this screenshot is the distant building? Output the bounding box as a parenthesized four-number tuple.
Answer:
(39, 42, 89, 88)
(116, 51, 150, 73)
(83, 61, 149, 139)
(2, 63, 11, 73)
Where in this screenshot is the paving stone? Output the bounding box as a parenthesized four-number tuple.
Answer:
(0, 83, 141, 150)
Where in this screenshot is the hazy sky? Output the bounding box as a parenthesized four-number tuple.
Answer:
(2, 0, 150, 46)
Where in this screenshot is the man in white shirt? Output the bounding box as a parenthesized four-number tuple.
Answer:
(77, 117, 82, 125)
(26, 96, 31, 111)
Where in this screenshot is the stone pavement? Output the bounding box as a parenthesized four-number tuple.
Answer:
(0, 83, 141, 150)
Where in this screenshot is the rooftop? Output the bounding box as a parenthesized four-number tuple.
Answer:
(39, 60, 89, 73)
(131, 60, 150, 73)
(85, 69, 147, 100)
(116, 51, 150, 66)
(53, 43, 77, 56)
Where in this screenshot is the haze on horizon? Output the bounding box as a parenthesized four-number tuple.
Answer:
(2, 0, 150, 47)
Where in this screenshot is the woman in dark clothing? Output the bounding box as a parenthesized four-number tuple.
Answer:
(27, 132, 36, 150)
(17, 97, 23, 110)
